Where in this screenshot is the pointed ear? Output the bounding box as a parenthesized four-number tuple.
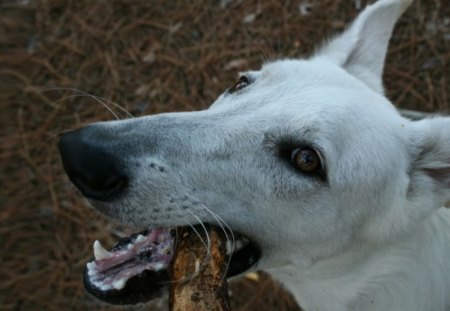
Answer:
(315, 0, 413, 93)
(409, 117, 450, 209)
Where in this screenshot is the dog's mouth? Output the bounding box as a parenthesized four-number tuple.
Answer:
(84, 224, 261, 305)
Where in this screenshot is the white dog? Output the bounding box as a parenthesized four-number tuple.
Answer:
(59, 0, 450, 310)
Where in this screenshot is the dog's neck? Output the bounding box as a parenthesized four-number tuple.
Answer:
(268, 208, 450, 311)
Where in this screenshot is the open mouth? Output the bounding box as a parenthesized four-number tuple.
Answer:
(84, 224, 261, 305)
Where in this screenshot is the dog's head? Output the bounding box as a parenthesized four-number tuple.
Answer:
(59, 0, 449, 304)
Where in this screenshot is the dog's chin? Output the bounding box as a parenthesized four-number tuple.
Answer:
(83, 223, 262, 305)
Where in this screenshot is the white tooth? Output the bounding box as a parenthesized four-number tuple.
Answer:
(135, 234, 146, 243)
(87, 262, 97, 276)
(112, 278, 126, 290)
(93, 240, 113, 260)
(153, 262, 165, 271)
(93, 280, 102, 288)
(86, 261, 96, 270)
(226, 241, 233, 255)
(235, 240, 243, 251)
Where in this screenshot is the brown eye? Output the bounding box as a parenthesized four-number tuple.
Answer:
(229, 76, 250, 93)
(291, 148, 321, 173)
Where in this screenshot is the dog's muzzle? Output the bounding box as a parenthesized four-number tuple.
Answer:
(58, 125, 128, 201)
(58, 123, 263, 305)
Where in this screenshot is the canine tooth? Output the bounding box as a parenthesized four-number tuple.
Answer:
(93, 240, 113, 260)
(112, 278, 126, 290)
(135, 234, 146, 243)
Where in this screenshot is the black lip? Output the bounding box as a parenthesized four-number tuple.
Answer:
(84, 263, 170, 305)
(83, 224, 262, 305)
(226, 240, 262, 277)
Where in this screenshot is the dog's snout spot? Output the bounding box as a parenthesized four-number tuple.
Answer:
(148, 162, 166, 173)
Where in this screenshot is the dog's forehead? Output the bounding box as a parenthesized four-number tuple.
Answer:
(210, 57, 406, 156)
(261, 59, 357, 86)
(220, 58, 408, 162)
(238, 59, 399, 122)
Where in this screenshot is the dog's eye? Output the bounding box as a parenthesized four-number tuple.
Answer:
(290, 148, 322, 174)
(229, 76, 250, 93)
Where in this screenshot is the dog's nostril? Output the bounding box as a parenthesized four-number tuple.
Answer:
(102, 175, 126, 192)
(75, 174, 126, 193)
(69, 173, 128, 201)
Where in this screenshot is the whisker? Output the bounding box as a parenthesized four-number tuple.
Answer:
(200, 205, 235, 284)
(50, 93, 121, 120)
(38, 128, 75, 151)
(36, 92, 120, 150)
(44, 87, 134, 118)
(184, 209, 211, 255)
(185, 209, 212, 262)
(170, 207, 212, 284)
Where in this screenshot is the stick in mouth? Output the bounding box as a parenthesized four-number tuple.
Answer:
(169, 226, 231, 311)
(83, 224, 261, 306)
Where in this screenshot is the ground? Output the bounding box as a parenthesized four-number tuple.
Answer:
(0, 0, 448, 310)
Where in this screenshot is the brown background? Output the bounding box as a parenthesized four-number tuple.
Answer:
(1, 0, 449, 310)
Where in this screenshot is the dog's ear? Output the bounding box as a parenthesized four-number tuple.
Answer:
(316, 0, 412, 94)
(408, 117, 450, 209)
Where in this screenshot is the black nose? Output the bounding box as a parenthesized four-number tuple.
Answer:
(58, 126, 128, 201)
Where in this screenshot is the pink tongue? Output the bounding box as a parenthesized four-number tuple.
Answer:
(94, 228, 172, 273)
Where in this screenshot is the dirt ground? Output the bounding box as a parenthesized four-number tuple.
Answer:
(1, 0, 448, 310)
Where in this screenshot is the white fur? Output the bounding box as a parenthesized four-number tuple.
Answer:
(86, 0, 450, 309)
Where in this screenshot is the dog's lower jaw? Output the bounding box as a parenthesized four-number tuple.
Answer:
(268, 208, 450, 311)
